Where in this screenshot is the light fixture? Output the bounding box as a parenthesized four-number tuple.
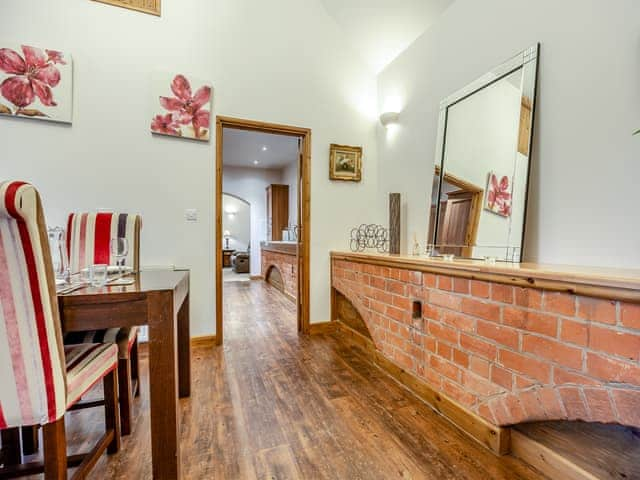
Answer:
(379, 111, 400, 127)
(224, 207, 237, 218)
(223, 230, 231, 249)
(261, 145, 268, 151)
(253, 160, 260, 165)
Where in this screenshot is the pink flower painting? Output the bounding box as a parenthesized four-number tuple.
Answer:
(0, 44, 73, 123)
(151, 73, 212, 141)
(485, 171, 512, 217)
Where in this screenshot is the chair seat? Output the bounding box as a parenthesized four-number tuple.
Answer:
(64, 327, 138, 359)
(65, 343, 118, 408)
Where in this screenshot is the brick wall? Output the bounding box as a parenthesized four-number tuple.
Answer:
(332, 259, 640, 429)
(262, 249, 297, 299)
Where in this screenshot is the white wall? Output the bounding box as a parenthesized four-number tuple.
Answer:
(1, 0, 379, 336)
(222, 194, 250, 252)
(377, 0, 640, 268)
(222, 166, 281, 275)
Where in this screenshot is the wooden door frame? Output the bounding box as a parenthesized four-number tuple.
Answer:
(215, 116, 311, 345)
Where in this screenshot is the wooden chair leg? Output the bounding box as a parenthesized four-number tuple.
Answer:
(0, 428, 21, 466)
(21, 426, 39, 456)
(130, 339, 140, 398)
(43, 418, 67, 480)
(103, 368, 121, 455)
(117, 358, 133, 436)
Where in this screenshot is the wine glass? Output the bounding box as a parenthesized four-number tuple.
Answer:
(110, 238, 129, 276)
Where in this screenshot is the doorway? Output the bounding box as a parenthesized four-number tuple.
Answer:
(215, 116, 311, 345)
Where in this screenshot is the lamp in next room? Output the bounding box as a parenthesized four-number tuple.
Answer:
(224, 230, 231, 249)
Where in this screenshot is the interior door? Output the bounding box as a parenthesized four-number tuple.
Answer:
(438, 191, 473, 256)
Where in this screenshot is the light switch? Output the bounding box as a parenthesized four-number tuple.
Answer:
(185, 209, 198, 222)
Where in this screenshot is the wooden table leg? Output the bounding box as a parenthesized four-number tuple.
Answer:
(21, 426, 39, 456)
(178, 293, 191, 398)
(1, 428, 21, 466)
(147, 291, 181, 480)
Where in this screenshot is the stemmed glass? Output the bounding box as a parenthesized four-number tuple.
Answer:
(110, 238, 129, 276)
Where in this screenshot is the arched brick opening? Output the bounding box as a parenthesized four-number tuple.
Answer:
(331, 258, 640, 430)
(265, 265, 285, 291)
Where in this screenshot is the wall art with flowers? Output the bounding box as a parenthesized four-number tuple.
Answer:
(0, 44, 73, 123)
(484, 171, 512, 218)
(150, 72, 212, 141)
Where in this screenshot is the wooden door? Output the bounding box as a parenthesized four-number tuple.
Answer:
(438, 191, 473, 256)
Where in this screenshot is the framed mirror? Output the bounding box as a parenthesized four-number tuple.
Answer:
(428, 44, 539, 262)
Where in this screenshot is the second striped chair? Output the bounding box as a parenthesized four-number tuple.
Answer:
(63, 212, 142, 435)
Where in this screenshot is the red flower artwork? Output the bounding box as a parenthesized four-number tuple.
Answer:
(0, 45, 66, 117)
(485, 172, 512, 217)
(151, 74, 211, 141)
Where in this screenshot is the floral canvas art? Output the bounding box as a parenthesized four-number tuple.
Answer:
(151, 73, 212, 141)
(0, 44, 73, 123)
(484, 171, 512, 217)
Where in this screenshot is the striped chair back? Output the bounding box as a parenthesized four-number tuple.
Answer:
(0, 181, 67, 429)
(66, 213, 141, 273)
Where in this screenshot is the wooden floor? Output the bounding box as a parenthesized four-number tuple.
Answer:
(22, 280, 545, 479)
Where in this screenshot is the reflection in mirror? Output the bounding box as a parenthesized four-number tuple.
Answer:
(429, 45, 538, 262)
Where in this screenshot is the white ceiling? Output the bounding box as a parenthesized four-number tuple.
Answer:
(320, 0, 455, 73)
(222, 128, 299, 170)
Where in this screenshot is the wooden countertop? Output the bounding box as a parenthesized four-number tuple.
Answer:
(331, 251, 640, 302)
(261, 242, 297, 255)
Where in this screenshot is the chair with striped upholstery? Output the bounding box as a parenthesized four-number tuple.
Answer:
(64, 212, 142, 435)
(0, 181, 120, 478)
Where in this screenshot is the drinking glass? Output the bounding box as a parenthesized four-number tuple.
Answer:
(110, 238, 129, 275)
(48, 226, 69, 282)
(90, 264, 108, 287)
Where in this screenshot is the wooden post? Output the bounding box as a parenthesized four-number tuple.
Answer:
(389, 193, 401, 254)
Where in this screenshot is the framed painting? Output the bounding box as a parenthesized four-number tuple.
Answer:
(150, 72, 212, 142)
(329, 144, 362, 182)
(0, 44, 73, 123)
(91, 0, 160, 16)
(484, 171, 512, 217)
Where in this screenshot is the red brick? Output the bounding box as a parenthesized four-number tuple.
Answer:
(589, 326, 640, 362)
(430, 356, 460, 382)
(515, 288, 542, 310)
(514, 375, 537, 389)
(386, 305, 406, 323)
(394, 349, 415, 371)
(583, 388, 616, 423)
(488, 397, 513, 425)
(620, 302, 640, 329)
(422, 273, 437, 288)
(559, 387, 589, 421)
(437, 275, 453, 291)
(460, 334, 497, 361)
(499, 349, 551, 383)
(437, 342, 452, 360)
(469, 356, 490, 378)
(392, 295, 411, 310)
(442, 379, 476, 406)
(560, 319, 588, 346)
(462, 371, 504, 396)
(503, 394, 528, 424)
(453, 278, 470, 294)
(477, 320, 519, 349)
(424, 367, 442, 388)
(452, 348, 469, 368)
(386, 279, 406, 296)
(611, 389, 640, 426)
(518, 390, 547, 420)
(491, 284, 514, 304)
(430, 291, 462, 311)
(370, 276, 385, 290)
(423, 336, 436, 353)
(427, 320, 458, 344)
(553, 367, 599, 386)
(470, 280, 490, 299)
(577, 297, 616, 325)
(399, 270, 423, 285)
(491, 365, 513, 390)
(522, 335, 583, 370)
(461, 298, 500, 322)
(422, 303, 438, 320)
(440, 310, 475, 332)
(538, 388, 566, 419)
(373, 289, 393, 304)
(503, 307, 558, 338)
(543, 292, 576, 317)
(477, 404, 497, 424)
(370, 299, 386, 314)
(586, 352, 640, 384)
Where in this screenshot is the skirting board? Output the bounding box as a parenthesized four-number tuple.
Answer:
(333, 320, 510, 455)
(309, 321, 338, 335)
(250, 275, 264, 281)
(191, 335, 217, 347)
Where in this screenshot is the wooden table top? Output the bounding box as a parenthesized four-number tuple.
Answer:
(59, 269, 189, 298)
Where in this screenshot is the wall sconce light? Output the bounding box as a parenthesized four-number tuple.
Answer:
(379, 111, 400, 127)
(224, 208, 237, 218)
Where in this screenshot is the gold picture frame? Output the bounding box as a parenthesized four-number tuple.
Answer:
(91, 0, 160, 16)
(329, 144, 362, 182)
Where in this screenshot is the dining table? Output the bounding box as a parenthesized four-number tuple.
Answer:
(57, 269, 191, 480)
